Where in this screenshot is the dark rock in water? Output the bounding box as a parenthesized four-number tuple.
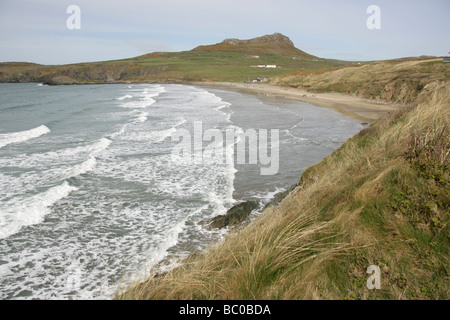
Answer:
(199, 200, 259, 230)
(153, 271, 168, 278)
(43, 76, 78, 85)
(273, 184, 297, 203)
(264, 184, 297, 210)
(361, 122, 370, 125)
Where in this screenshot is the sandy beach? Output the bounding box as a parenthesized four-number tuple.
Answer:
(193, 82, 399, 122)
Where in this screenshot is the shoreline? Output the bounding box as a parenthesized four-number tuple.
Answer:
(192, 81, 399, 122)
(14, 80, 400, 122)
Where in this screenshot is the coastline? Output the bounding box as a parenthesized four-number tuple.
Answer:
(118, 80, 449, 300)
(192, 81, 399, 122)
(14, 80, 400, 122)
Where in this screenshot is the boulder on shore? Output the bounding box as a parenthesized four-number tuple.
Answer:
(199, 200, 259, 230)
(44, 76, 79, 85)
(263, 184, 297, 210)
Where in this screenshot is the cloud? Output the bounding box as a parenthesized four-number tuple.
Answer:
(0, 35, 140, 64)
(0, 0, 449, 63)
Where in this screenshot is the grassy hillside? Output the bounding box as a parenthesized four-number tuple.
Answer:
(270, 57, 449, 104)
(117, 66, 449, 300)
(0, 51, 353, 84)
(0, 34, 356, 84)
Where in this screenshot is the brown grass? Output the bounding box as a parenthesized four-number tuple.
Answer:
(270, 58, 449, 104)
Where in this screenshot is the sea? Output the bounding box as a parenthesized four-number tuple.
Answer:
(0, 83, 364, 299)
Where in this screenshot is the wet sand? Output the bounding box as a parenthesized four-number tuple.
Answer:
(193, 82, 399, 122)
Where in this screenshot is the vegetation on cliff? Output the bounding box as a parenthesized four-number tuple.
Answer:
(117, 63, 449, 300)
(270, 57, 449, 104)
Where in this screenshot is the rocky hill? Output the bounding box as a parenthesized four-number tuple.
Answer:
(192, 32, 317, 58)
(0, 33, 347, 84)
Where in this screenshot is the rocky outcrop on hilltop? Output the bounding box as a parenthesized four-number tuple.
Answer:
(193, 33, 317, 58)
(221, 33, 295, 47)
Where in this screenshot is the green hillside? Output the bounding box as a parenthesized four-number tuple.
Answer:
(0, 33, 357, 84)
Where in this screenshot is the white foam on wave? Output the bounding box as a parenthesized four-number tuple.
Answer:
(0, 137, 112, 169)
(110, 124, 128, 139)
(116, 94, 133, 100)
(170, 118, 187, 128)
(0, 139, 104, 235)
(119, 127, 176, 143)
(120, 117, 186, 142)
(216, 103, 233, 123)
(190, 89, 234, 124)
(63, 156, 97, 178)
(281, 129, 308, 143)
(120, 202, 211, 288)
(89, 138, 112, 156)
(0, 181, 78, 239)
(0, 156, 97, 205)
(0, 125, 50, 149)
(222, 125, 239, 207)
(134, 111, 149, 123)
(253, 187, 287, 204)
(280, 115, 307, 142)
(144, 85, 166, 96)
(120, 99, 155, 109)
(148, 127, 177, 143)
(119, 85, 166, 110)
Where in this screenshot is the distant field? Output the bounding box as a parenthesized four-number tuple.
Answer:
(121, 51, 360, 82)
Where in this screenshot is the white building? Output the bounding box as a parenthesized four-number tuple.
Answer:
(255, 65, 277, 68)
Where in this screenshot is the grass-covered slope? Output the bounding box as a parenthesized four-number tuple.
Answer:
(0, 34, 355, 84)
(0, 51, 351, 84)
(270, 57, 449, 104)
(118, 76, 449, 300)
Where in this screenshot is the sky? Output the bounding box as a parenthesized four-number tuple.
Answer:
(0, 0, 449, 65)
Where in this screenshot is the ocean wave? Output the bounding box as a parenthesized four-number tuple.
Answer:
(116, 94, 133, 100)
(120, 98, 156, 109)
(119, 85, 165, 109)
(171, 118, 187, 128)
(0, 181, 78, 239)
(0, 125, 50, 149)
(0, 157, 97, 201)
(134, 111, 149, 123)
(119, 127, 176, 143)
(43, 137, 111, 161)
(110, 124, 128, 139)
(281, 129, 308, 142)
(0, 137, 111, 168)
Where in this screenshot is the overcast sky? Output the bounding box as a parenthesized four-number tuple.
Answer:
(0, 0, 449, 65)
